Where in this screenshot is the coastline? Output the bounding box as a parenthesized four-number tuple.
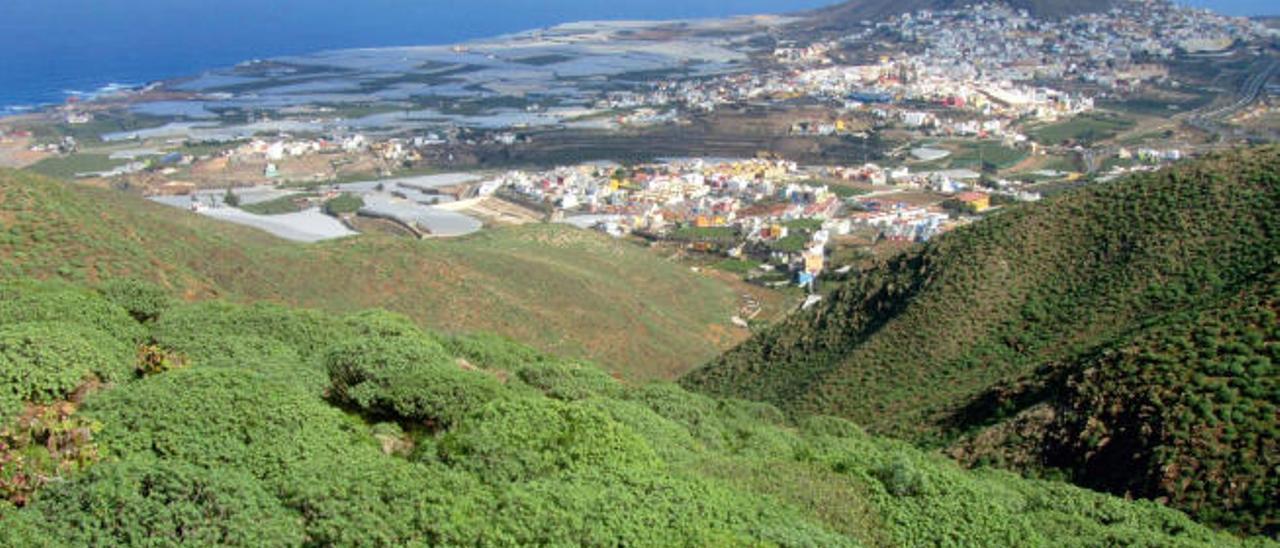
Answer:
(0, 6, 809, 115)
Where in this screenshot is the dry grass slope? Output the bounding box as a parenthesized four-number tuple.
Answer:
(0, 169, 742, 380)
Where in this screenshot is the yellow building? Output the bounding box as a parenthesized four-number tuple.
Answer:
(956, 192, 991, 213)
(804, 249, 825, 274)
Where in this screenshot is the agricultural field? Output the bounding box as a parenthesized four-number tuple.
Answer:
(1026, 113, 1136, 145)
(913, 140, 1029, 172)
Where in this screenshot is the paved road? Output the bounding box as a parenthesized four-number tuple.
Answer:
(1074, 56, 1277, 173)
(1189, 58, 1277, 132)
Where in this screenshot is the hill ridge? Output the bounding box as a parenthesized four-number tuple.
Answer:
(683, 146, 1280, 533)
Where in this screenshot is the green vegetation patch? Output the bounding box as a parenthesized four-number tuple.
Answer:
(669, 226, 738, 244)
(711, 258, 762, 275)
(96, 278, 174, 323)
(684, 146, 1280, 534)
(949, 141, 1029, 171)
(1098, 89, 1214, 116)
(1027, 113, 1135, 145)
(323, 193, 364, 216)
(9, 459, 305, 546)
(240, 194, 311, 216)
(769, 233, 810, 253)
(85, 366, 363, 483)
(326, 333, 504, 429)
(0, 276, 1257, 545)
(0, 282, 145, 343)
(27, 154, 125, 179)
(1046, 272, 1280, 534)
(0, 322, 133, 409)
(826, 184, 871, 198)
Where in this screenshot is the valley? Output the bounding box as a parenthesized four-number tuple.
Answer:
(0, 0, 1276, 544)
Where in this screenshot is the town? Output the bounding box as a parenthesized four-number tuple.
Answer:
(0, 0, 1275, 298)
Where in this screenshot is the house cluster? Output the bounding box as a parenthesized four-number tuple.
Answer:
(859, 1, 1264, 91)
(584, 0, 1263, 139)
(491, 156, 1001, 286)
(826, 162, 993, 194)
(850, 202, 954, 243)
(1126, 147, 1184, 162)
(28, 136, 78, 155)
(498, 159, 800, 215)
(222, 134, 425, 174)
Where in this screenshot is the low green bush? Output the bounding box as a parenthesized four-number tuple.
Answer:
(440, 397, 661, 484)
(96, 278, 173, 323)
(439, 331, 553, 372)
(85, 367, 363, 484)
(153, 301, 350, 360)
(9, 459, 303, 547)
(516, 360, 625, 401)
(0, 322, 134, 405)
(0, 282, 144, 343)
(325, 334, 504, 429)
(323, 193, 364, 216)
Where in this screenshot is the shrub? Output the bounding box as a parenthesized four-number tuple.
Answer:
(14, 459, 303, 547)
(484, 470, 855, 547)
(150, 333, 322, 394)
(85, 367, 363, 483)
(153, 301, 350, 360)
(724, 398, 789, 425)
(325, 334, 504, 429)
(439, 397, 660, 484)
(277, 453, 489, 546)
(343, 309, 426, 338)
(516, 361, 624, 401)
(96, 278, 173, 323)
(583, 398, 700, 463)
(628, 382, 727, 450)
(439, 331, 553, 372)
(875, 456, 929, 497)
(323, 193, 364, 216)
(0, 322, 134, 405)
(0, 283, 144, 343)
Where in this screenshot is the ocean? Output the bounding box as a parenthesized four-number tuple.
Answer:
(0, 0, 834, 112)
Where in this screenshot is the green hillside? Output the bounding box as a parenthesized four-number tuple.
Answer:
(0, 279, 1254, 546)
(683, 147, 1279, 533)
(0, 169, 741, 380)
(1044, 268, 1277, 533)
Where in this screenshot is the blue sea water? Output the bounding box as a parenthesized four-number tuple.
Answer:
(3, 0, 1271, 113)
(0, 0, 835, 112)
